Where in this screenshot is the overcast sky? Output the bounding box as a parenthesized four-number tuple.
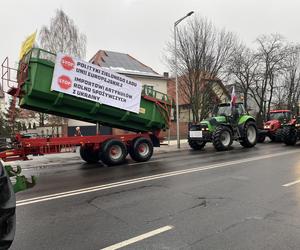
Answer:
(2, 0, 300, 75)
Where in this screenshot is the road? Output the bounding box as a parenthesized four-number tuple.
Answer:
(9, 142, 300, 250)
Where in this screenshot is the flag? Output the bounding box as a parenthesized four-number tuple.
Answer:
(19, 31, 37, 60)
(230, 85, 237, 107)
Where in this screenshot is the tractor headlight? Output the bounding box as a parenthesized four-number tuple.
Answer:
(264, 125, 270, 129)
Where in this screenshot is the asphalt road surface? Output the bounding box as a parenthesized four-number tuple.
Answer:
(10, 142, 300, 250)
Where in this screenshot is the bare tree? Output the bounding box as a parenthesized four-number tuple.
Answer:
(248, 34, 290, 124)
(39, 9, 87, 129)
(39, 9, 86, 58)
(228, 45, 259, 111)
(166, 16, 237, 122)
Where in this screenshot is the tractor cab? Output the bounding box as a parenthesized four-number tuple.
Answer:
(213, 102, 246, 124)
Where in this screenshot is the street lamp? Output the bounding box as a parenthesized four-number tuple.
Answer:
(174, 11, 194, 149)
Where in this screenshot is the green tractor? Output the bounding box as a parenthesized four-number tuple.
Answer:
(188, 102, 257, 151)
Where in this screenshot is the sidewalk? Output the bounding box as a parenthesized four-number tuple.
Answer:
(8, 139, 189, 169)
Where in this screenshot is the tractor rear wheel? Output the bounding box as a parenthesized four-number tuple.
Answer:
(0, 164, 16, 250)
(283, 126, 297, 146)
(129, 137, 153, 162)
(100, 139, 128, 166)
(80, 146, 99, 164)
(188, 140, 206, 150)
(212, 126, 233, 151)
(240, 121, 257, 148)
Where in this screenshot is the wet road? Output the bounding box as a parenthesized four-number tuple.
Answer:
(10, 142, 300, 249)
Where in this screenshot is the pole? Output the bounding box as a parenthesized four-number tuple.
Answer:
(174, 25, 180, 149)
(174, 11, 194, 149)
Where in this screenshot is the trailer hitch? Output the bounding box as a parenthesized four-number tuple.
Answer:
(4, 165, 36, 193)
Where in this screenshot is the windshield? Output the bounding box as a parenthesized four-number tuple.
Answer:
(269, 112, 292, 121)
(215, 105, 232, 116)
(214, 103, 245, 116)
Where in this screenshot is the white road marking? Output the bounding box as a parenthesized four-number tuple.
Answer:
(17, 149, 300, 207)
(282, 179, 300, 187)
(100, 225, 174, 250)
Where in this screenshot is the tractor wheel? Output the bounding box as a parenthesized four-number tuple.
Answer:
(282, 127, 297, 146)
(80, 146, 99, 164)
(268, 134, 276, 142)
(257, 134, 266, 143)
(129, 137, 153, 162)
(0, 164, 16, 250)
(188, 140, 206, 150)
(100, 139, 128, 166)
(274, 128, 283, 142)
(240, 121, 257, 148)
(212, 126, 233, 151)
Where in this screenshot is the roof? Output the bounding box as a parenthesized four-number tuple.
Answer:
(90, 50, 162, 78)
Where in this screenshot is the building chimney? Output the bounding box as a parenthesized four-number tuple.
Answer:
(163, 72, 169, 78)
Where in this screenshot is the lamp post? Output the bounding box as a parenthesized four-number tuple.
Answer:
(174, 11, 194, 149)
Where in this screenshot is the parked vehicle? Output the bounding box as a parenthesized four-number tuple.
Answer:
(0, 138, 12, 152)
(188, 102, 257, 151)
(0, 163, 16, 250)
(258, 110, 294, 143)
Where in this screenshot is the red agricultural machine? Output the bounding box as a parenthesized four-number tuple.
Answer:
(258, 110, 294, 143)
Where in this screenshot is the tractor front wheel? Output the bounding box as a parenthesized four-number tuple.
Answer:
(240, 121, 257, 148)
(212, 126, 233, 151)
(283, 126, 297, 146)
(188, 140, 206, 150)
(275, 128, 283, 142)
(257, 134, 266, 143)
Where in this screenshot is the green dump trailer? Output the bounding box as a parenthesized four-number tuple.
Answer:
(3, 48, 171, 165)
(18, 48, 171, 133)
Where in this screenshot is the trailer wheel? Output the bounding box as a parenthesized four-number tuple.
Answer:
(0, 164, 16, 250)
(101, 139, 128, 166)
(80, 146, 99, 163)
(129, 137, 153, 162)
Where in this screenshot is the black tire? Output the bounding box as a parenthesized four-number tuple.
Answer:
(79, 146, 99, 163)
(0, 164, 16, 250)
(274, 128, 283, 142)
(129, 137, 153, 162)
(269, 134, 276, 142)
(100, 139, 128, 166)
(257, 134, 266, 143)
(283, 126, 297, 146)
(188, 140, 206, 150)
(240, 121, 257, 148)
(212, 126, 233, 151)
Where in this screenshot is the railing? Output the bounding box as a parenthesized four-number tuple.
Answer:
(142, 85, 171, 104)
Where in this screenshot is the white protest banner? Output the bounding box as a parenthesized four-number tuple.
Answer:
(51, 52, 142, 113)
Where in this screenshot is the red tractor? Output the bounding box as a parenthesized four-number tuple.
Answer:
(258, 110, 294, 143)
